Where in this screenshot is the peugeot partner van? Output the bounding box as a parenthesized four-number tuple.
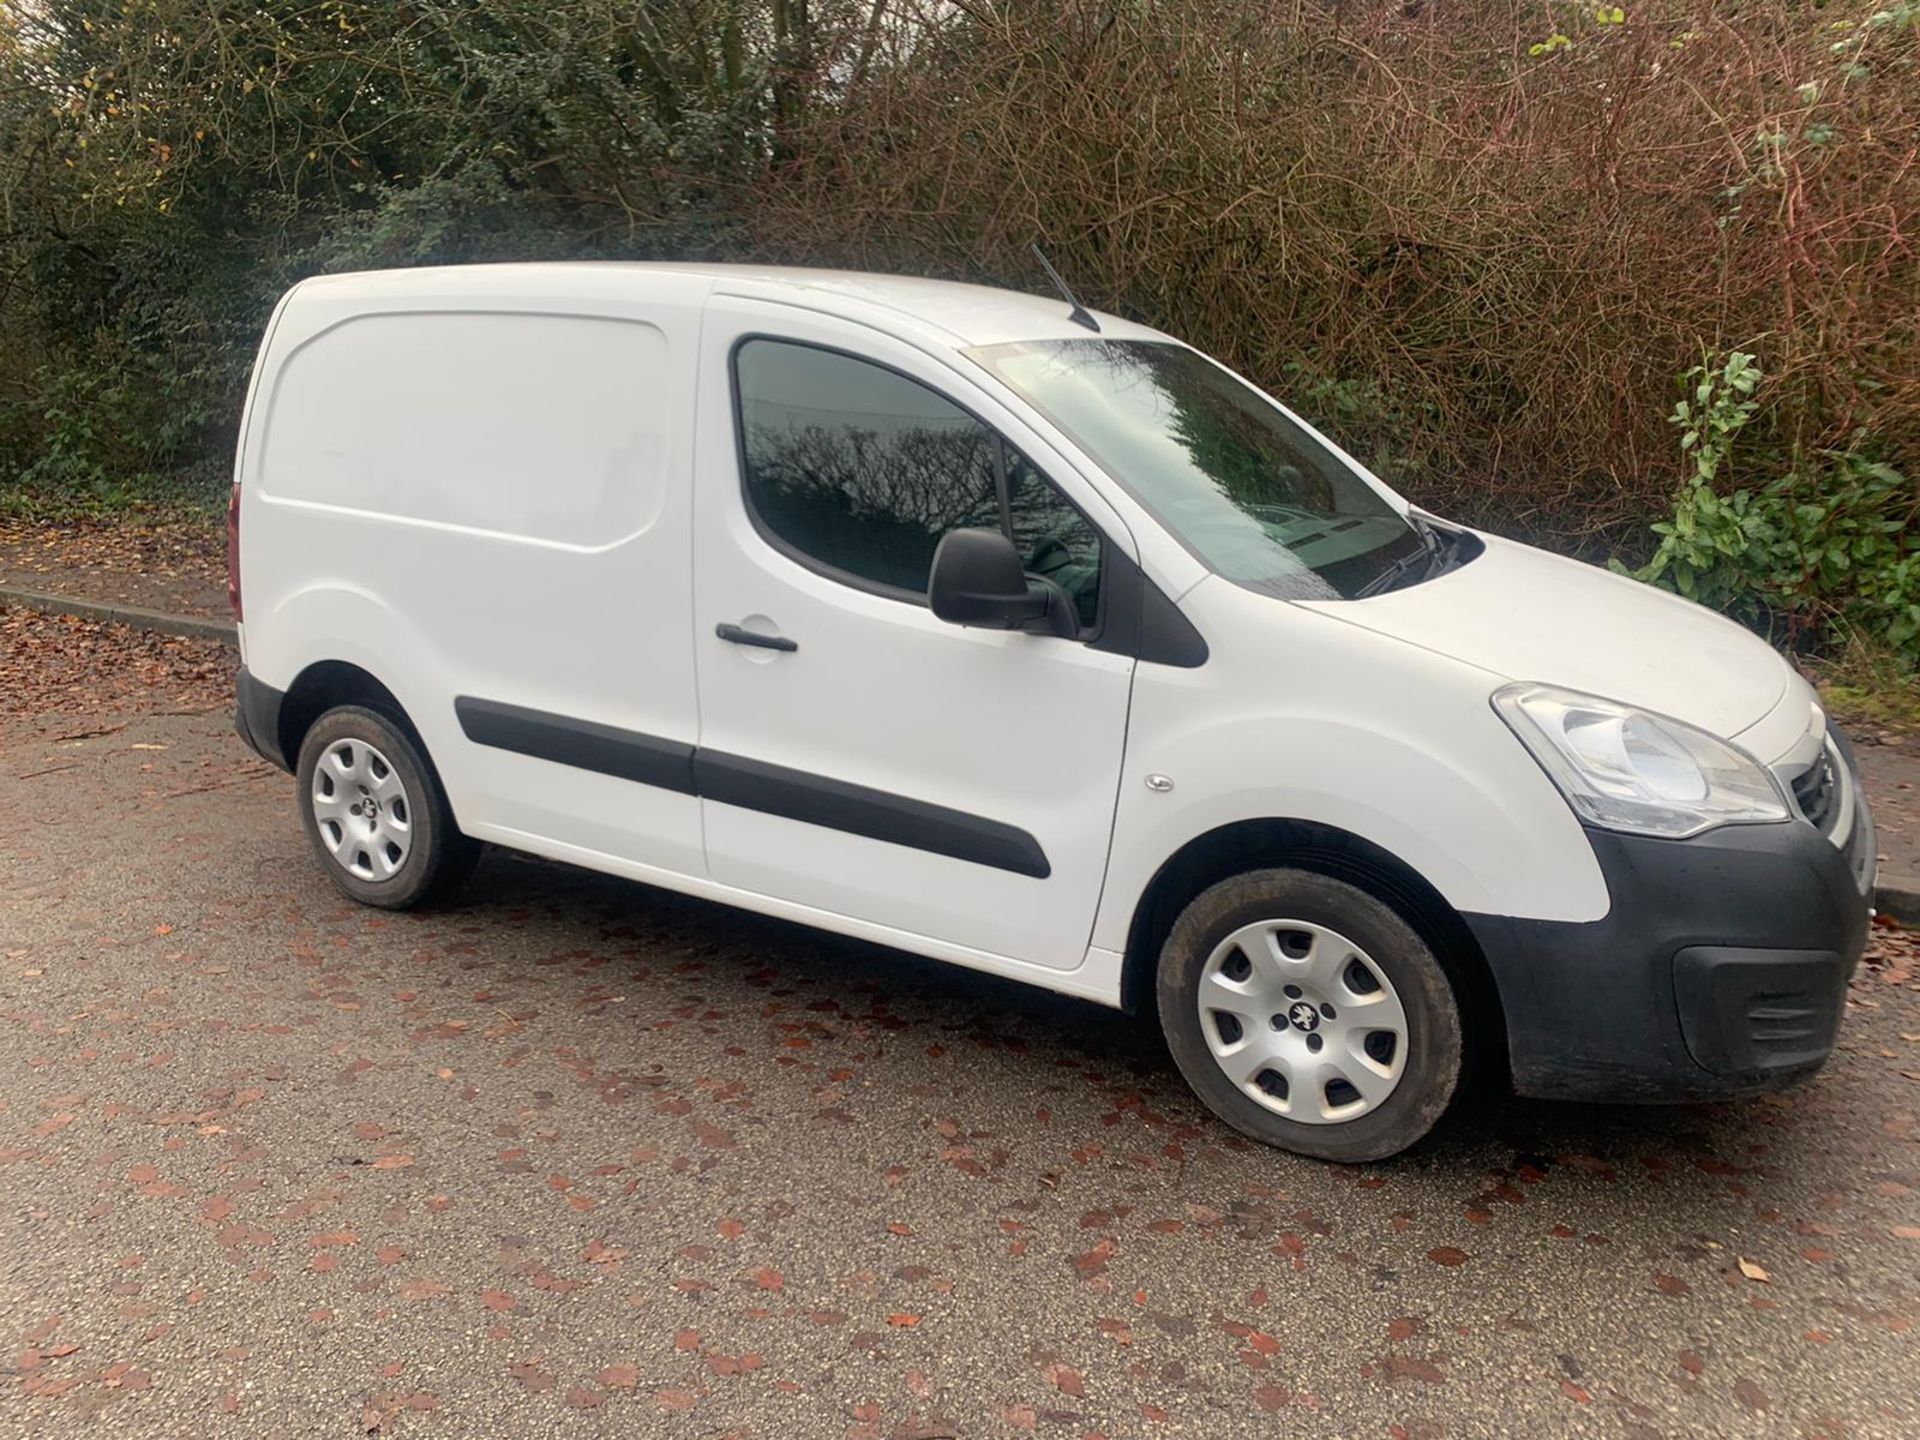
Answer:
(230, 263, 1875, 1161)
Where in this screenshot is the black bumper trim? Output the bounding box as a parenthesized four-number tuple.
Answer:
(1671, 945, 1848, 1076)
(454, 695, 695, 794)
(234, 667, 290, 772)
(695, 748, 1052, 880)
(1466, 810, 1870, 1103)
(452, 693, 1051, 879)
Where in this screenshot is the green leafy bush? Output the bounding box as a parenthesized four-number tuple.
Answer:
(1633, 353, 1920, 666)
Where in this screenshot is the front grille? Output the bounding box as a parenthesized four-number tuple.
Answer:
(1777, 721, 1873, 895)
(1790, 748, 1839, 832)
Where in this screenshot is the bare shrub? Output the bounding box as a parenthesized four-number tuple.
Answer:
(748, 0, 1920, 547)
(3, 0, 1914, 558)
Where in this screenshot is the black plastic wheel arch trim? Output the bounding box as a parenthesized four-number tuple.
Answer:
(453, 695, 1050, 878)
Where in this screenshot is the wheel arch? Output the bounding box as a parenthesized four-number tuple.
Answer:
(283, 663, 481, 903)
(277, 660, 424, 767)
(1118, 817, 1508, 1081)
(280, 658, 474, 840)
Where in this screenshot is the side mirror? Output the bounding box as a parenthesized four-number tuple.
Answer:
(928, 528, 1077, 638)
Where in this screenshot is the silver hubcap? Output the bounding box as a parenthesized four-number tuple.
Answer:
(310, 739, 412, 882)
(1197, 919, 1409, 1124)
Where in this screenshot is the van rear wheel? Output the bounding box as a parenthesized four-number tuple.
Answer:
(1157, 869, 1462, 1162)
(295, 705, 476, 909)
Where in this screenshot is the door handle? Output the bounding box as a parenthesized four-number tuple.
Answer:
(716, 622, 798, 653)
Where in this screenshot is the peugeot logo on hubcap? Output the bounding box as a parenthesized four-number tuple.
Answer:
(1288, 1001, 1320, 1032)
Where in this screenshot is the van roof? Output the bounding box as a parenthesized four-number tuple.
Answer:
(288, 261, 1171, 349)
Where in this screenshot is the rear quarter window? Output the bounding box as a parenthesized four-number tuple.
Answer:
(260, 311, 669, 547)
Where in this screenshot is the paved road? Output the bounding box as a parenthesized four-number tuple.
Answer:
(1855, 745, 1920, 911)
(3, 654, 1918, 1436)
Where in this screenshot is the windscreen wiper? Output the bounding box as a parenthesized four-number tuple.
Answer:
(1354, 517, 1443, 598)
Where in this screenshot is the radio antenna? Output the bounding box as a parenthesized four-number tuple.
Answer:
(1031, 244, 1101, 333)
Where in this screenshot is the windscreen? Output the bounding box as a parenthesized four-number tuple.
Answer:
(967, 339, 1423, 599)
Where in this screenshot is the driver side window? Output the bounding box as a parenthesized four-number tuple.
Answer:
(734, 338, 1104, 631)
(1006, 451, 1102, 631)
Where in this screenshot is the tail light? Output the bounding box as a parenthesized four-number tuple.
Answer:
(227, 484, 243, 623)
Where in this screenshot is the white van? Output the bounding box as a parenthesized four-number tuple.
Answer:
(231, 263, 1875, 1160)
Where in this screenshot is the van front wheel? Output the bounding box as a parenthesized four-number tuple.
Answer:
(295, 705, 476, 909)
(1157, 869, 1462, 1162)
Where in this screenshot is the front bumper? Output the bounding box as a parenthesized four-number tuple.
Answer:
(1467, 729, 1874, 1102)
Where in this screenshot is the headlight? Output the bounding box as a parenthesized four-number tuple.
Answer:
(1493, 683, 1788, 839)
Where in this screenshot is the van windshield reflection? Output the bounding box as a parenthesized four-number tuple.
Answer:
(967, 339, 1427, 599)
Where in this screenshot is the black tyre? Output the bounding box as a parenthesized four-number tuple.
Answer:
(295, 704, 478, 910)
(1157, 868, 1462, 1162)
